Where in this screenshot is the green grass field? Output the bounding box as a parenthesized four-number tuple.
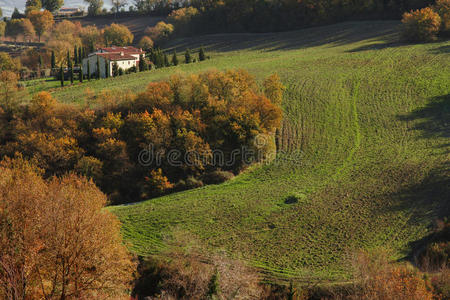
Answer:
(39, 21, 450, 283)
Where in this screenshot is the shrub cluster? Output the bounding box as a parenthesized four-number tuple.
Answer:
(0, 69, 282, 204)
(402, 0, 450, 42)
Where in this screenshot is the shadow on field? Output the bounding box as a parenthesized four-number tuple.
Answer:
(398, 94, 450, 152)
(428, 44, 450, 54)
(165, 21, 400, 53)
(346, 41, 400, 52)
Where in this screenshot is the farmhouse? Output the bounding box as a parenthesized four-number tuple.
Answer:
(54, 7, 83, 17)
(82, 46, 145, 78)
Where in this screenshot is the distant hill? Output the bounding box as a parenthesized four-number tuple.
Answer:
(0, 0, 111, 17)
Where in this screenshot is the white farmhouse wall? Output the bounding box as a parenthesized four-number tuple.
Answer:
(82, 55, 139, 78)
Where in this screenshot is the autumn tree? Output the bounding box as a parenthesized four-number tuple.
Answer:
(48, 20, 81, 64)
(144, 21, 174, 42)
(138, 36, 154, 52)
(20, 18, 35, 42)
(41, 0, 64, 12)
(0, 71, 21, 116)
(434, 0, 450, 35)
(0, 157, 46, 300)
(80, 25, 103, 52)
(264, 73, 285, 105)
(85, 0, 104, 16)
(168, 6, 199, 34)
(112, 0, 128, 15)
(0, 22, 5, 38)
(25, 0, 42, 14)
(5, 19, 24, 42)
(0, 157, 136, 299)
(103, 23, 134, 46)
(402, 7, 442, 41)
(0, 52, 19, 72)
(27, 10, 54, 42)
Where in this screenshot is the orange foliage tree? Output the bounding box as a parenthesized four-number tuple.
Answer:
(27, 10, 54, 42)
(103, 23, 134, 46)
(0, 156, 135, 299)
(402, 7, 442, 42)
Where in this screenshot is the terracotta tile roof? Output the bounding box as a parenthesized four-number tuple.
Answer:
(100, 46, 144, 54)
(97, 53, 137, 61)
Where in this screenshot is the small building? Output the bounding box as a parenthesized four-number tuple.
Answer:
(82, 46, 145, 78)
(55, 7, 83, 18)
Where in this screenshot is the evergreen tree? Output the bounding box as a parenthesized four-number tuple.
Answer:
(38, 55, 43, 68)
(148, 48, 155, 64)
(105, 61, 109, 78)
(51, 51, 56, 69)
(199, 47, 206, 61)
(60, 65, 64, 87)
(11, 8, 21, 19)
(155, 50, 164, 68)
(78, 47, 82, 63)
(87, 61, 91, 81)
(74, 45, 78, 65)
(79, 64, 83, 83)
(139, 54, 145, 72)
(172, 51, 178, 66)
(67, 51, 70, 68)
(112, 61, 119, 77)
(185, 49, 191, 64)
(96, 56, 100, 79)
(68, 57, 74, 84)
(164, 53, 169, 67)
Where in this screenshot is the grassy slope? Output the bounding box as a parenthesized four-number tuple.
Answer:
(53, 21, 448, 282)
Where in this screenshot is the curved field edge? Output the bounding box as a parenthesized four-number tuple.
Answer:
(107, 21, 450, 282)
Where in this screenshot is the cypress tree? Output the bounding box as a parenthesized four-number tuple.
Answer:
(38, 55, 43, 68)
(69, 58, 74, 84)
(164, 53, 169, 67)
(112, 62, 119, 77)
(199, 47, 206, 61)
(60, 65, 64, 87)
(105, 61, 109, 78)
(172, 51, 178, 66)
(87, 61, 91, 81)
(155, 50, 164, 68)
(185, 49, 191, 64)
(96, 56, 100, 79)
(79, 64, 83, 83)
(51, 51, 56, 69)
(78, 47, 82, 62)
(139, 54, 145, 72)
(149, 48, 155, 64)
(74, 45, 78, 65)
(67, 51, 70, 68)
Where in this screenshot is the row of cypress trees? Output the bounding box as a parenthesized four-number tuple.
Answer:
(58, 46, 209, 87)
(144, 47, 208, 70)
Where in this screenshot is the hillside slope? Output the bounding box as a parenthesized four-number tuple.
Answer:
(105, 21, 450, 282)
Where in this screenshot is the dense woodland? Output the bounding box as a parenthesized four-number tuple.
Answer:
(0, 70, 282, 203)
